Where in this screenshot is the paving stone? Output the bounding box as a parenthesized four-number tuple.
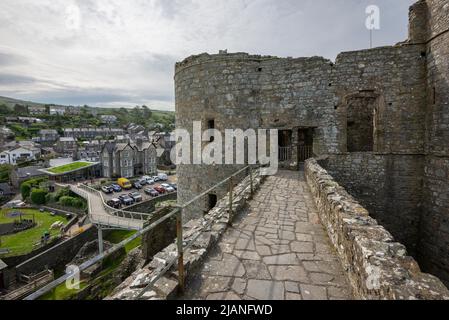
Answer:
(256, 245, 271, 256)
(242, 260, 272, 280)
(263, 254, 298, 265)
(285, 281, 300, 293)
(208, 254, 246, 277)
(278, 230, 296, 240)
(234, 250, 260, 261)
(290, 241, 314, 253)
(300, 284, 328, 300)
(286, 292, 303, 300)
(268, 265, 309, 282)
(206, 292, 242, 300)
(232, 278, 247, 295)
(246, 280, 285, 300)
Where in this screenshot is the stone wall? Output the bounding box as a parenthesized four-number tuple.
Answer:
(108, 169, 265, 300)
(418, 0, 449, 287)
(318, 153, 424, 256)
(305, 158, 448, 300)
(14, 226, 97, 276)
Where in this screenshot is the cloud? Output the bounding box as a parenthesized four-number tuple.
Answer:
(0, 0, 415, 110)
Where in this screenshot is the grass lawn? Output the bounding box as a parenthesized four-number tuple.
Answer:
(39, 281, 88, 300)
(104, 230, 141, 253)
(47, 161, 92, 174)
(0, 209, 65, 257)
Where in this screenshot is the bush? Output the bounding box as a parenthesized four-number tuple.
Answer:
(54, 188, 70, 202)
(59, 196, 75, 207)
(31, 188, 48, 205)
(45, 193, 54, 203)
(21, 183, 32, 199)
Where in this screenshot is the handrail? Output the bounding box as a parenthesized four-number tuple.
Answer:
(23, 165, 261, 300)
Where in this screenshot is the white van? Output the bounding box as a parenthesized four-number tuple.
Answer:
(158, 173, 168, 181)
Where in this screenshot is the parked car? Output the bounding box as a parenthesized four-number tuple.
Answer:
(117, 178, 132, 190)
(161, 183, 175, 193)
(111, 184, 122, 192)
(118, 195, 135, 206)
(146, 178, 155, 185)
(154, 186, 166, 194)
(158, 173, 168, 181)
(129, 192, 143, 202)
(101, 185, 113, 194)
(152, 176, 161, 182)
(133, 181, 143, 189)
(169, 183, 177, 190)
(106, 198, 122, 209)
(144, 188, 159, 197)
(137, 178, 148, 186)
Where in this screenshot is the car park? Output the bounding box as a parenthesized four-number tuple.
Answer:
(107, 198, 122, 209)
(101, 185, 113, 194)
(144, 188, 159, 197)
(111, 184, 122, 192)
(118, 195, 135, 206)
(129, 192, 143, 202)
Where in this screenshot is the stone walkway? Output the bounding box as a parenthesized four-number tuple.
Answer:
(183, 170, 353, 300)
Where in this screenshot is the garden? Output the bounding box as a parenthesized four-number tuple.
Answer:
(0, 208, 65, 257)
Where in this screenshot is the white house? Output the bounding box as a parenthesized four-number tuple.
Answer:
(0, 146, 41, 165)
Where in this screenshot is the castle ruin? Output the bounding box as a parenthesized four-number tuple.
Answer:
(175, 0, 449, 287)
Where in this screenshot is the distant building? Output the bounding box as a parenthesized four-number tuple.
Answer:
(77, 140, 103, 162)
(150, 132, 175, 166)
(10, 166, 46, 188)
(55, 137, 77, 158)
(49, 106, 66, 115)
(39, 160, 101, 183)
(28, 105, 46, 115)
(0, 146, 41, 165)
(37, 129, 59, 144)
(5, 117, 43, 125)
(63, 127, 125, 140)
(101, 139, 157, 178)
(100, 115, 118, 124)
(0, 126, 15, 144)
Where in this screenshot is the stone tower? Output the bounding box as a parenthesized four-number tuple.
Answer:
(175, 0, 449, 286)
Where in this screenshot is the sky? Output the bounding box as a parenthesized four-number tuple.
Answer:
(0, 0, 416, 111)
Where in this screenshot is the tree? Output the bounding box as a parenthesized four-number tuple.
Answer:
(0, 104, 10, 115)
(30, 188, 47, 205)
(21, 183, 32, 199)
(0, 164, 13, 183)
(13, 104, 28, 115)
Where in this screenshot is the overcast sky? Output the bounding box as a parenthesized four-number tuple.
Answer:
(0, 0, 415, 111)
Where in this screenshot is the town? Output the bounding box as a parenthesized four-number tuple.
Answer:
(0, 97, 177, 299)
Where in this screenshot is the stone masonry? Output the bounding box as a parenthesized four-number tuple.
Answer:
(175, 0, 449, 288)
(183, 171, 352, 300)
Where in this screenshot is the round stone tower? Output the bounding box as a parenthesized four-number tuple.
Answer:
(417, 0, 449, 286)
(175, 53, 336, 220)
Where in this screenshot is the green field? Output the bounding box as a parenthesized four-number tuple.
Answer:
(47, 162, 92, 174)
(0, 209, 64, 257)
(105, 230, 141, 253)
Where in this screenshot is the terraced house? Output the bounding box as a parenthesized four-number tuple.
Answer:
(101, 139, 157, 179)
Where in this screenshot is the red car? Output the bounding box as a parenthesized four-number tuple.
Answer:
(154, 186, 166, 194)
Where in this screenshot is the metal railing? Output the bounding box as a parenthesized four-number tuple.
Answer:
(279, 146, 292, 161)
(23, 165, 260, 300)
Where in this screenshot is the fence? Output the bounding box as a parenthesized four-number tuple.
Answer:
(24, 165, 260, 300)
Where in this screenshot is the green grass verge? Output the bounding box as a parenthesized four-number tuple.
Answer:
(0, 209, 64, 257)
(39, 281, 88, 300)
(47, 161, 92, 174)
(104, 230, 141, 253)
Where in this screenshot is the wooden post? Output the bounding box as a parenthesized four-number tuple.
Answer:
(176, 208, 185, 294)
(228, 177, 233, 223)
